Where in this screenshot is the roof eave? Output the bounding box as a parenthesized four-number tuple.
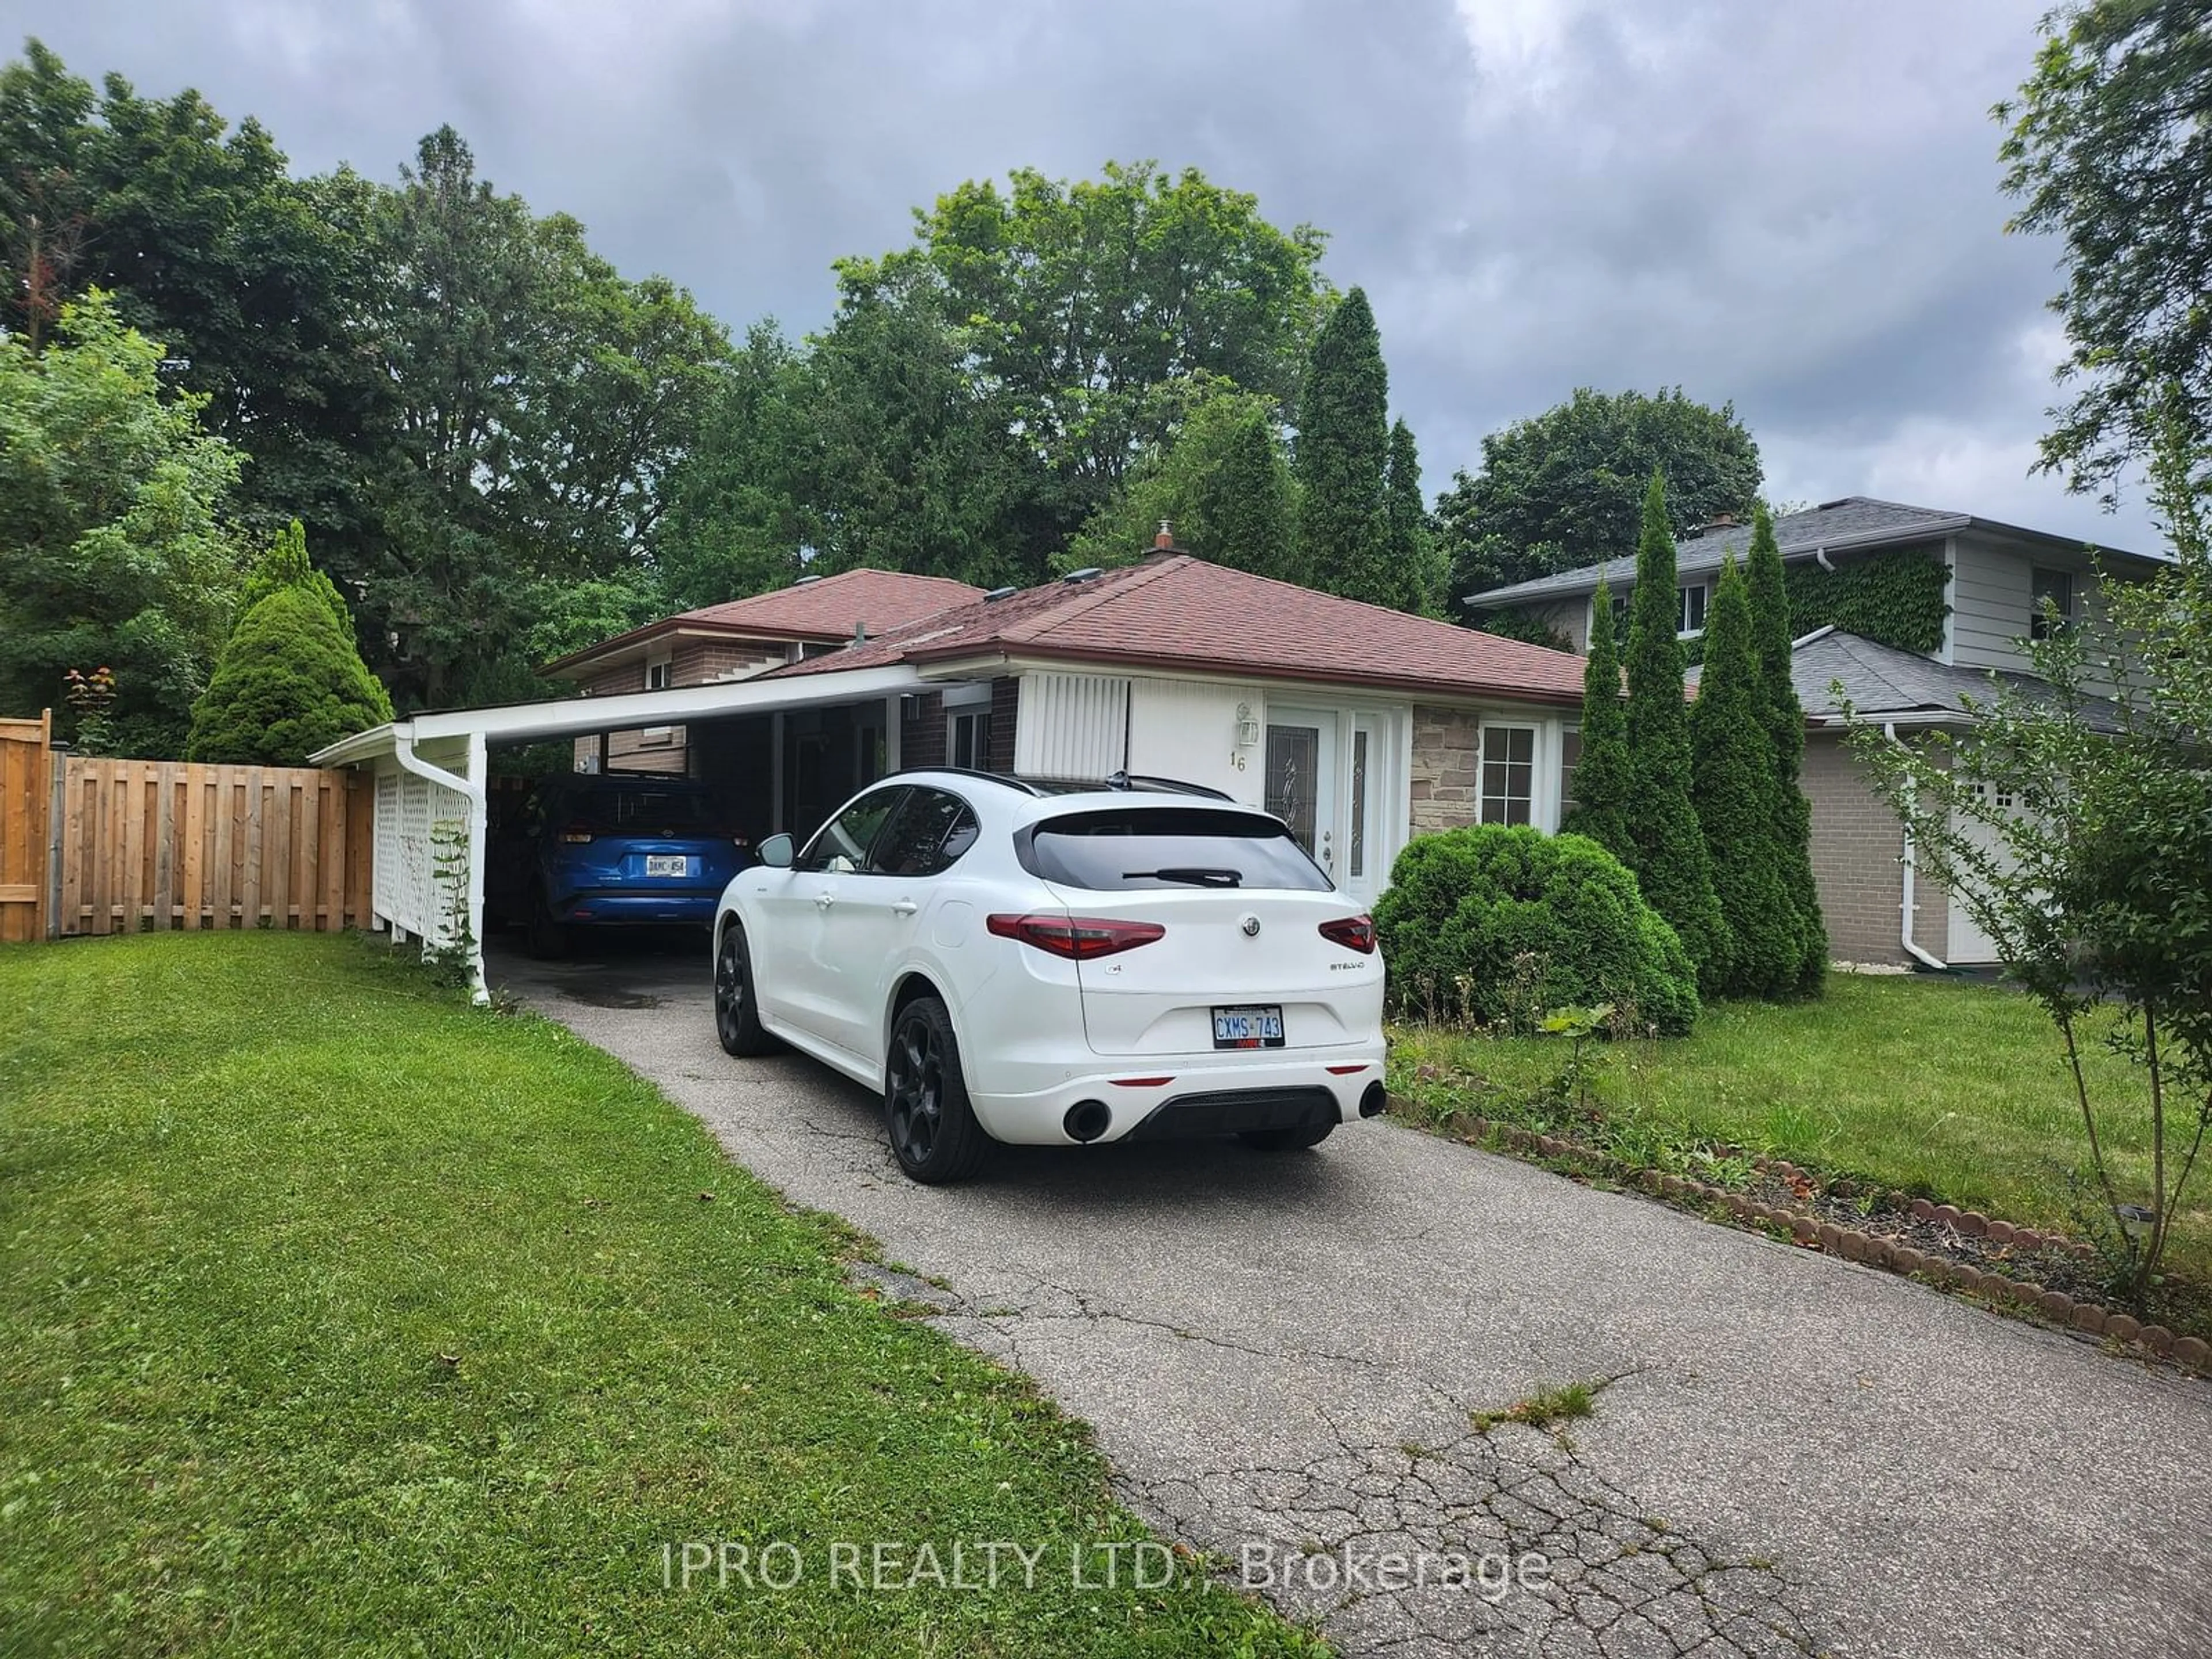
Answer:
(904, 640, 1585, 707)
(539, 617, 857, 680)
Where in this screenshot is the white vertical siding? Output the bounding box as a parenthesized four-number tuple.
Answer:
(1014, 672, 1130, 778)
(1125, 678, 1263, 805)
(1949, 534, 2034, 670)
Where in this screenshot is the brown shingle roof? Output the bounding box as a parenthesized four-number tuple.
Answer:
(677, 569, 985, 638)
(771, 556, 1588, 704)
(541, 568, 986, 679)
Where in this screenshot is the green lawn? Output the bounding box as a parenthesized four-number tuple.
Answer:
(1388, 971, 2211, 1283)
(0, 933, 1321, 1658)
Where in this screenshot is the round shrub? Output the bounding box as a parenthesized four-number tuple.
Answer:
(1374, 824, 1699, 1035)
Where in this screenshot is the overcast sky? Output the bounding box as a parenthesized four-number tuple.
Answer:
(4, 0, 2160, 555)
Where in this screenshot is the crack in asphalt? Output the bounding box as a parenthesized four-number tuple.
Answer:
(861, 1260, 1823, 1658)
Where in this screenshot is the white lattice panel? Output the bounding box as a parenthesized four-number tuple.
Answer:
(372, 764, 470, 945)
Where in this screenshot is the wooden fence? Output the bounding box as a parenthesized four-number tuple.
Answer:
(0, 714, 51, 943)
(51, 757, 373, 937)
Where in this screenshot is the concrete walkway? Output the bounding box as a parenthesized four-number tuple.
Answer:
(494, 940, 2212, 1659)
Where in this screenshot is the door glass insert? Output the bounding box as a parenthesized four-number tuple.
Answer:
(1348, 729, 1369, 879)
(1265, 724, 1321, 853)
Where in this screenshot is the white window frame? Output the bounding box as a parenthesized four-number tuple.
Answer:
(1677, 581, 1708, 639)
(1475, 721, 1540, 827)
(1601, 582, 1709, 640)
(645, 653, 672, 691)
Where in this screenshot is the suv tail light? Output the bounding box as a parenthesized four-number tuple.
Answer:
(987, 913, 1166, 960)
(1319, 914, 1377, 955)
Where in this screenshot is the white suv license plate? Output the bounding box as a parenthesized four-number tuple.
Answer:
(644, 855, 690, 877)
(1212, 1005, 1285, 1049)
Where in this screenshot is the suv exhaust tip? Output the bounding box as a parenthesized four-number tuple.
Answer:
(1063, 1100, 1112, 1143)
(1359, 1081, 1388, 1119)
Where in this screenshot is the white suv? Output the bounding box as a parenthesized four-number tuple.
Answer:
(711, 771, 1388, 1183)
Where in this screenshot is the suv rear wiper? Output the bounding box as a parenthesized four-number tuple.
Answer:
(1122, 866, 1243, 887)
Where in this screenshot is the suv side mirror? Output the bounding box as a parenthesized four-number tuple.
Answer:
(758, 832, 795, 869)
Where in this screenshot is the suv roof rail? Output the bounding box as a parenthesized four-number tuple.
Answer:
(893, 766, 1043, 795)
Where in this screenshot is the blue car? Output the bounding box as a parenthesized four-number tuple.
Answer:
(504, 774, 749, 956)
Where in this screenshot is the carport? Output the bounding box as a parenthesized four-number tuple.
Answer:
(310, 664, 941, 1002)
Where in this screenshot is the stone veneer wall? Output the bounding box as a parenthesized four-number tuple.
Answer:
(1409, 704, 1482, 837)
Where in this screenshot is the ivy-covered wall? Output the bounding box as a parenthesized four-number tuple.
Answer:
(1781, 546, 1949, 654)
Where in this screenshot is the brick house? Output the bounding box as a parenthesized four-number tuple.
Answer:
(540, 569, 986, 775)
(514, 541, 1588, 907)
(1466, 497, 2166, 967)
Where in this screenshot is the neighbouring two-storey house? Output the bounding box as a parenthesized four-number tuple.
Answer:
(1463, 497, 2167, 968)
(541, 569, 987, 778)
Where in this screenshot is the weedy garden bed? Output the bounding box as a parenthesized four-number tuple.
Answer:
(1387, 973, 2212, 1361)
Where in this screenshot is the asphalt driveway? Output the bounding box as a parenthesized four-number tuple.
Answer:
(492, 937, 2212, 1659)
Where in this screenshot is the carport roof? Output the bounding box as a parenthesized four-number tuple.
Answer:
(310, 662, 930, 767)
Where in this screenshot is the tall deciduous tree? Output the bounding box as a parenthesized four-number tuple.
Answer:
(1564, 579, 1633, 863)
(1691, 557, 1798, 997)
(1296, 287, 1392, 605)
(1437, 387, 1762, 604)
(1998, 2, 2212, 495)
(0, 43, 389, 569)
(1623, 471, 1729, 989)
(0, 294, 243, 756)
(362, 126, 730, 704)
(847, 161, 1330, 543)
(1747, 504, 1827, 993)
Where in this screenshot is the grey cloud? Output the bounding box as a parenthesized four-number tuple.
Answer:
(1, 0, 2158, 552)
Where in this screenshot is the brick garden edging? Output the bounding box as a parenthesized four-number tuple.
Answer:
(1397, 1099, 2212, 1378)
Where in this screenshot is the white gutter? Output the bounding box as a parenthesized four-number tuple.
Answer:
(1883, 720, 1949, 972)
(388, 726, 491, 1006)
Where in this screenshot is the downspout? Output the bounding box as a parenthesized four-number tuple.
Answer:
(390, 729, 491, 1005)
(1815, 544, 1836, 573)
(1883, 720, 1949, 972)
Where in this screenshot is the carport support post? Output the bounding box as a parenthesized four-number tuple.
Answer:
(461, 730, 490, 1005)
(771, 713, 785, 832)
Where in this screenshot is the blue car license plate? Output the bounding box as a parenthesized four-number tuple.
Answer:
(644, 854, 690, 877)
(1212, 1005, 1285, 1049)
